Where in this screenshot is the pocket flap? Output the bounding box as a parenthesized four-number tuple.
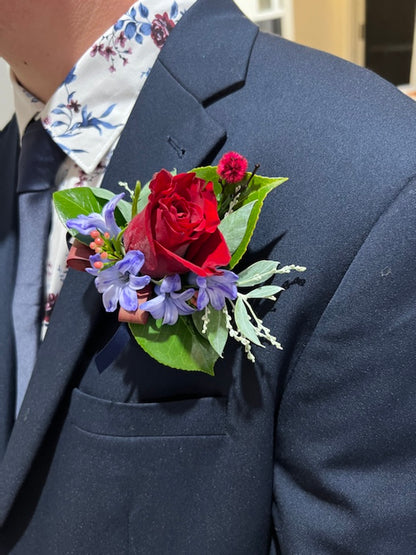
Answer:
(69, 388, 228, 437)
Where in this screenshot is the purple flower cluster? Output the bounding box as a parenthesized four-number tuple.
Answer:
(191, 271, 238, 311)
(88, 250, 150, 312)
(141, 274, 195, 325)
(67, 194, 239, 323)
(67, 193, 125, 237)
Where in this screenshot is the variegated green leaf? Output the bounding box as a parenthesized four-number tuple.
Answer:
(218, 201, 257, 255)
(245, 285, 284, 298)
(192, 308, 228, 357)
(234, 297, 263, 347)
(237, 260, 280, 287)
(229, 176, 287, 268)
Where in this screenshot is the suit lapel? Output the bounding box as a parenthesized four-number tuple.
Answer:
(102, 57, 226, 194)
(0, 119, 19, 461)
(0, 0, 257, 526)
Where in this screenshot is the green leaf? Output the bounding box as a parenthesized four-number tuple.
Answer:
(237, 260, 280, 287)
(192, 308, 228, 357)
(131, 180, 141, 218)
(192, 169, 287, 267)
(229, 176, 287, 268)
(53, 186, 131, 239)
(129, 316, 219, 375)
(245, 285, 284, 298)
(234, 297, 263, 347)
(218, 201, 257, 255)
(53, 188, 104, 230)
(135, 180, 151, 215)
(192, 166, 221, 196)
(89, 187, 132, 224)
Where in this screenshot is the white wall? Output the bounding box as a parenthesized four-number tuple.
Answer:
(235, 0, 294, 40)
(0, 58, 14, 130)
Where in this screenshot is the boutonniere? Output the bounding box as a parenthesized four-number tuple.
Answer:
(53, 152, 305, 374)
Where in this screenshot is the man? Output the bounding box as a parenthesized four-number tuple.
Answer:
(0, 0, 415, 552)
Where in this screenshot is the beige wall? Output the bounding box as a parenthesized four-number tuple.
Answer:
(293, 0, 365, 65)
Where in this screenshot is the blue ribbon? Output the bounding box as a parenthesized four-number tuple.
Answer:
(95, 324, 131, 374)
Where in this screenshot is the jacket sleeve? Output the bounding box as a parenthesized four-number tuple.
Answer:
(272, 174, 416, 553)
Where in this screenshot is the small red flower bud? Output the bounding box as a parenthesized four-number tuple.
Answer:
(101, 252, 108, 259)
(104, 232, 110, 239)
(90, 230, 100, 239)
(89, 241, 97, 250)
(93, 261, 104, 270)
(95, 247, 103, 254)
(95, 237, 104, 247)
(217, 151, 248, 184)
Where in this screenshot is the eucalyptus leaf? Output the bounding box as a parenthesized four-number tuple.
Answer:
(218, 201, 257, 255)
(130, 316, 219, 374)
(234, 297, 263, 347)
(229, 176, 287, 268)
(192, 308, 228, 357)
(237, 260, 280, 287)
(245, 285, 284, 298)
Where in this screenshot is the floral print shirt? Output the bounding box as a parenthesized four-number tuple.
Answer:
(12, 0, 196, 339)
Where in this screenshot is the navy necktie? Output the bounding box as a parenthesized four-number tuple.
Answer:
(12, 120, 65, 416)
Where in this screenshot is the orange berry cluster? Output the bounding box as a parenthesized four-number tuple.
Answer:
(89, 230, 111, 269)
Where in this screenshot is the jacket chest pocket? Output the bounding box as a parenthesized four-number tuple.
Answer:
(69, 387, 228, 437)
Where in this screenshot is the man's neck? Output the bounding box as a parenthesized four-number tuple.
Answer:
(0, 0, 134, 102)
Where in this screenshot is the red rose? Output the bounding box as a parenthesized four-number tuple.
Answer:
(123, 170, 231, 278)
(151, 12, 175, 48)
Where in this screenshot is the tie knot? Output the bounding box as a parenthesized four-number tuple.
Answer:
(17, 119, 66, 194)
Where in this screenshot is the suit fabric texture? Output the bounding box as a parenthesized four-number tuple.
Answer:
(0, 1, 415, 553)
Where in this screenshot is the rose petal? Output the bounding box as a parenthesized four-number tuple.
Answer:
(186, 229, 231, 273)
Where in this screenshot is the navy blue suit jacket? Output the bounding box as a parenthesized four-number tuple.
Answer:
(1, 1, 415, 552)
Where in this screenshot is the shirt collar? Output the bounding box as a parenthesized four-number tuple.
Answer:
(12, 73, 44, 139)
(12, 0, 197, 174)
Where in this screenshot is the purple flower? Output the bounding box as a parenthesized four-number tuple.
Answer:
(85, 253, 107, 277)
(115, 31, 127, 47)
(90, 250, 151, 312)
(103, 46, 116, 61)
(141, 274, 195, 325)
(66, 193, 124, 238)
(191, 270, 238, 311)
(90, 44, 105, 57)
